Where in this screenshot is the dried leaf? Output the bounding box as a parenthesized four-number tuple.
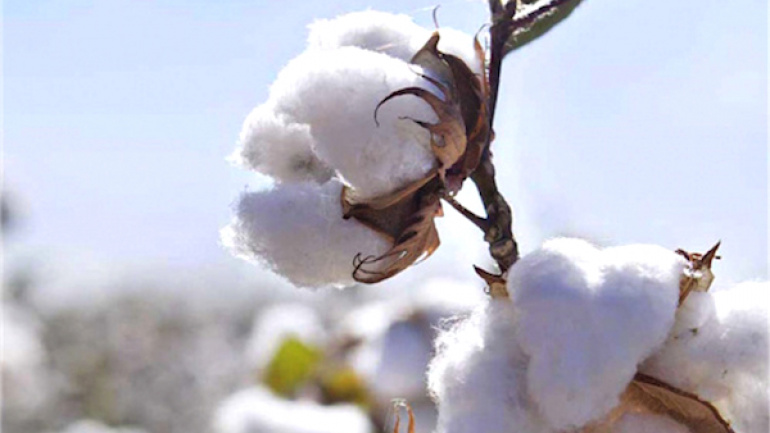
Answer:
(503, 0, 583, 54)
(677, 241, 721, 304)
(619, 373, 735, 433)
(352, 191, 442, 283)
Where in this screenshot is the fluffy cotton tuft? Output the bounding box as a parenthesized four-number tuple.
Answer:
(507, 238, 685, 430)
(221, 180, 389, 288)
(234, 10, 484, 197)
(269, 46, 438, 199)
(213, 386, 373, 433)
(641, 281, 770, 433)
(307, 10, 431, 62)
(428, 301, 550, 433)
(307, 11, 482, 74)
(232, 104, 333, 184)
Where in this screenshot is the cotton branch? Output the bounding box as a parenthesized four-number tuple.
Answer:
(468, 0, 580, 275)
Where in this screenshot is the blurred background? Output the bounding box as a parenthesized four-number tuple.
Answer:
(3, 0, 767, 432)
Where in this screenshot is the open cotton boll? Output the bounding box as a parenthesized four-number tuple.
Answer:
(213, 386, 373, 433)
(246, 303, 327, 370)
(428, 301, 549, 433)
(641, 281, 770, 433)
(221, 180, 389, 288)
(307, 10, 430, 62)
(233, 104, 333, 184)
(507, 238, 685, 430)
(270, 47, 438, 199)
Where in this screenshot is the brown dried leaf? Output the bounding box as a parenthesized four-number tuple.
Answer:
(620, 373, 735, 433)
(677, 241, 721, 304)
(351, 190, 442, 284)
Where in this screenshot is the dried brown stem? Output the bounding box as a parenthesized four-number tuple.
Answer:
(467, 1, 525, 275)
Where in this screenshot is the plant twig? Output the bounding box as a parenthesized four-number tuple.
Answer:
(468, 1, 525, 274)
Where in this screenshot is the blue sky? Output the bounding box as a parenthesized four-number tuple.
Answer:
(4, 0, 767, 286)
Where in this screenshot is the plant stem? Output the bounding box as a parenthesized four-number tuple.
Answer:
(469, 1, 522, 274)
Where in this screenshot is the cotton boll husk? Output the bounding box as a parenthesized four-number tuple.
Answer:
(434, 27, 485, 76)
(269, 47, 438, 199)
(213, 386, 373, 433)
(246, 303, 327, 371)
(640, 281, 770, 433)
(507, 238, 685, 430)
(307, 10, 430, 62)
(611, 413, 692, 433)
(232, 104, 332, 184)
(428, 300, 550, 433)
(221, 180, 389, 288)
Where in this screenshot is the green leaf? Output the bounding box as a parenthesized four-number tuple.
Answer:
(263, 337, 322, 397)
(504, 0, 583, 54)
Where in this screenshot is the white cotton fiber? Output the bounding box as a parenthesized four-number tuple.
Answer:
(270, 46, 438, 199)
(641, 281, 769, 433)
(507, 238, 685, 430)
(308, 10, 431, 62)
(428, 301, 550, 433)
(213, 386, 373, 433)
(221, 180, 389, 288)
(232, 104, 333, 184)
(308, 11, 482, 75)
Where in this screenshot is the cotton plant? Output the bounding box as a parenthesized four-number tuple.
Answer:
(223, 1, 766, 433)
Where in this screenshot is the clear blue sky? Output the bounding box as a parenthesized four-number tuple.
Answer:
(4, 0, 767, 286)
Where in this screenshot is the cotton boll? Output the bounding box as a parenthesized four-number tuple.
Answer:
(221, 180, 390, 288)
(428, 301, 550, 433)
(246, 303, 327, 371)
(213, 386, 373, 433)
(612, 412, 692, 433)
(270, 47, 438, 199)
(507, 238, 684, 430)
(233, 104, 333, 184)
(641, 281, 769, 433)
(308, 10, 430, 62)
